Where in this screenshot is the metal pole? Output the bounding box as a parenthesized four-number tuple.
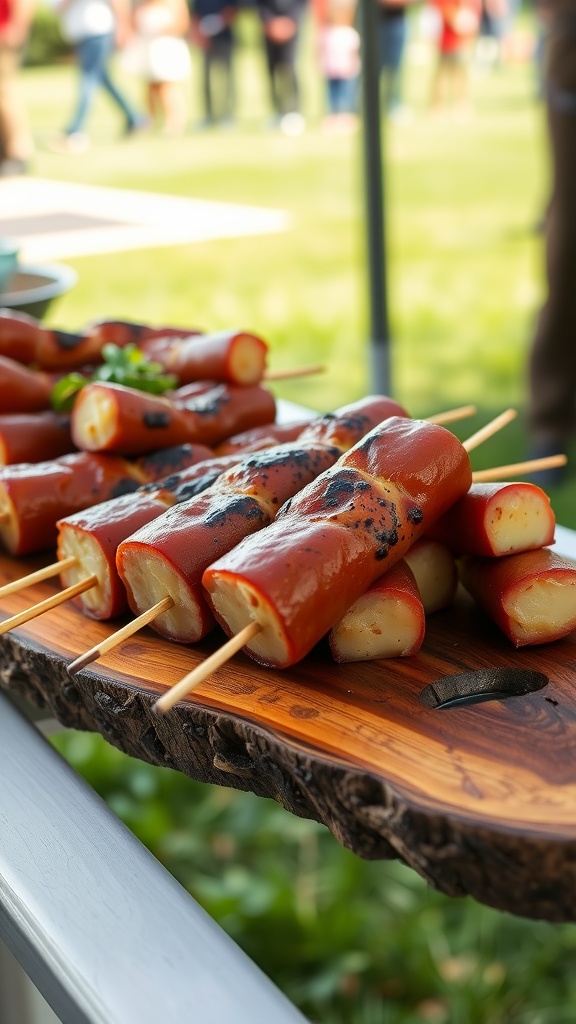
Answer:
(358, 0, 391, 394)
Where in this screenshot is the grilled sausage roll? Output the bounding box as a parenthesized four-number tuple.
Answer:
(203, 417, 472, 669)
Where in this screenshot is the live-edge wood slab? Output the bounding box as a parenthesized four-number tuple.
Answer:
(1, 550, 576, 923)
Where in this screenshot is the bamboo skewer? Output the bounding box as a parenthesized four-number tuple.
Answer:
(426, 404, 476, 426)
(153, 621, 261, 714)
(67, 596, 175, 675)
(1, 407, 555, 671)
(0, 575, 98, 636)
(0, 404, 482, 607)
(264, 364, 326, 382)
(151, 409, 523, 713)
(472, 454, 567, 483)
(0, 556, 77, 599)
(461, 408, 517, 452)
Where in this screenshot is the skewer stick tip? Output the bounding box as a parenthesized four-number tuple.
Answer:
(153, 619, 261, 715)
(462, 408, 517, 453)
(67, 595, 175, 675)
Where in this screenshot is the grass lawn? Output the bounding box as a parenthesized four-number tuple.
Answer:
(14, 12, 576, 1021)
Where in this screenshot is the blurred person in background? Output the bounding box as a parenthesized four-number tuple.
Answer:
(476, 0, 510, 70)
(190, 0, 237, 128)
(317, 0, 360, 132)
(129, 0, 191, 135)
(377, 0, 413, 121)
(49, 0, 148, 152)
(256, 0, 308, 134)
(0, 0, 34, 175)
(526, 6, 576, 487)
(429, 0, 481, 116)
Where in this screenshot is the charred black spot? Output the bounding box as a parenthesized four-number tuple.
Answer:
(354, 479, 371, 491)
(407, 506, 424, 524)
(364, 518, 374, 528)
(172, 472, 222, 500)
(143, 411, 171, 429)
(138, 444, 192, 474)
(53, 329, 85, 350)
(110, 478, 141, 498)
(323, 477, 355, 507)
(204, 495, 267, 526)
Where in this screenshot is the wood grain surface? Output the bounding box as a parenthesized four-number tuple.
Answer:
(2, 549, 576, 923)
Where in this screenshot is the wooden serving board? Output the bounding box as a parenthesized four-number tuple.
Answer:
(2, 549, 576, 923)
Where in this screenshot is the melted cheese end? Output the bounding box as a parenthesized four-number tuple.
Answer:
(330, 590, 423, 663)
(486, 489, 554, 555)
(74, 390, 117, 450)
(121, 546, 205, 643)
(228, 335, 266, 385)
(207, 573, 290, 667)
(59, 529, 110, 615)
(503, 578, 576, 645)
(0, 488, 19, 554)
(404, 540, 457, 614)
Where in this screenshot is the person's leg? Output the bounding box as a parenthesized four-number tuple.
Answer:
(97, 32, 145, 130)
(218, 37, 235, 122)
(387, 13, 407, 111)
(203, 46, 215, 122)
(0, 44, 33, 170)
(65, 34, 104, 135)
(264, 36, 282, 116)
(275, 35, 299, 114)
(528, 24, 576, 463)
(159, 80, 187, 135)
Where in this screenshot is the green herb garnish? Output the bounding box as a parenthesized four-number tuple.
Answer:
(51, 344, 179, 412)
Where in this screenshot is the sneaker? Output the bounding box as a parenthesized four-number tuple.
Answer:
(47, 132, 90, 154)
(279, 112, 305, 137)
(124, 116, 151, 138)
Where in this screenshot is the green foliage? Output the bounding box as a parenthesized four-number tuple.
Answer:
(25, 6, 70, 67)
(51, 343, 178, 411)
(52, 731, 576, 1023)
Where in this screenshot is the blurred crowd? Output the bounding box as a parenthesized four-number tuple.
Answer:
(0, 0, 550, 170)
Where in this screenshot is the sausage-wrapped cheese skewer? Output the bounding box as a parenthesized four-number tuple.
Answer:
(117, 442, 341, 644)
(0, 442, 214, 556)
(426, 481, 556, 557)
(0, 413, 75, 465)
(57, 396, 410, 627)
(0, 311, 199, 370)
(71, 381, 277, 455)
(0, 356, 56, 412)
(55, 450, 256, 619)
(202, 417, 472, 670)
(144, 330, 268, 387)
(329, 560, 426, 663)
(459, 548, 576, 647)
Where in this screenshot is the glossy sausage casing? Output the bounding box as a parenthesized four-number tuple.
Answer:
(203, 417, 472, 668)
(0, 356, 54, 412)
(297, 395, 409, 452)
(57, 490, 176, 619)
(0, 452, 145, 556)
(158, 330, 268, 386)
(459, 548, 576, 647)
(0, 412, 74, 465)
(426, 481, 556, 557)
(71, 381, 276, 455)
(117, 442, 340, 643)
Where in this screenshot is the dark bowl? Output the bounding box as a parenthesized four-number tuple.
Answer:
(0, 262, 78, 320)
